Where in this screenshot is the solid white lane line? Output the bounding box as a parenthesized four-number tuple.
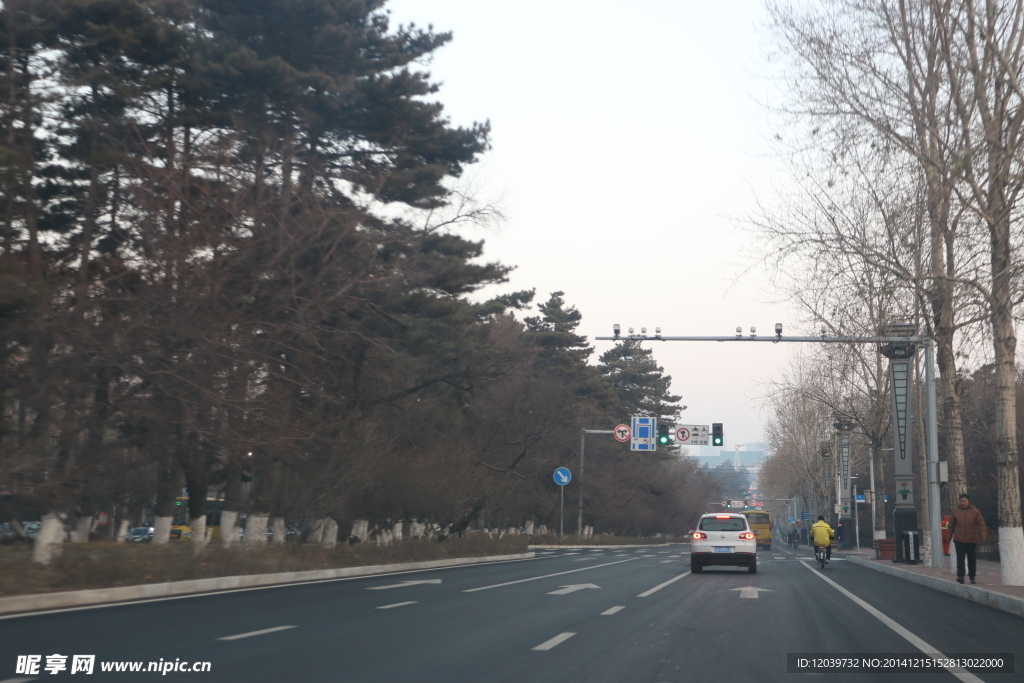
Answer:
(376, 601, 417, 610)
(800, 562, 984, 683)
(532, 632, 576, 651)
(463, 558, 638, 592)
(638, 572, 691, 597)
(601, 606, 625, 615)
(219, 625, 296, 641)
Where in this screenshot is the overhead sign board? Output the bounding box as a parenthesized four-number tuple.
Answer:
(613, 424, 631, 442)
(729, 500, 746, 508)
(631, 416, 656, 452)
(674, 424, 709, 445)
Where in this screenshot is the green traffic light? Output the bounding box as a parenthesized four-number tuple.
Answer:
(657, 425, 670, 445)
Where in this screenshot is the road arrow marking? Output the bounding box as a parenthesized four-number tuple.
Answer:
(729, 586, 773, 599)
(367, 580, 442, 590)
(548, 583, 600, 595)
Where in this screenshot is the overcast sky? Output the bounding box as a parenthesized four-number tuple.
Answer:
(386, 0, 799, 449)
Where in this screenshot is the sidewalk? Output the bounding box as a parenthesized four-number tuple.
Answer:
(839, 546, 1024, 619)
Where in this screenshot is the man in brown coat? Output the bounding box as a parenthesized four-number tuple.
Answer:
(946, 494, 988, 584)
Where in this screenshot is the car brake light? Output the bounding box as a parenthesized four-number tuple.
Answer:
(715, 515, 731, 519)
(739, 532, 755, 540)
(691, 531, 706, 540)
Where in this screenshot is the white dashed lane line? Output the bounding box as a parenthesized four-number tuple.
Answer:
(637, 572, 691, 597)
(464, 558, 639, 592)
(601, 606, 625, 615)
(376, 601, 417, 610)
(532, 632, 576, 651)
(219, 625, 297, 641)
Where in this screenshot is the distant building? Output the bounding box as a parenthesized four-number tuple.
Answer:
(684, 443, 770, 471)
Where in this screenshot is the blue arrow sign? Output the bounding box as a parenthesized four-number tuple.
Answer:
(553, 467, 572, 486)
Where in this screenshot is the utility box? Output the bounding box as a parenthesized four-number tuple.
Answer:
(938, 461, 949, 483)
(893, 508, 918, 563)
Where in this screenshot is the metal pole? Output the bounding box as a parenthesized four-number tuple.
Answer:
(560, 486, 564, 537)
(854, 485, 860, 553)
(924, 340, 942, 568)
(869, 451, 880, 540)
(578, 429, 585, 536)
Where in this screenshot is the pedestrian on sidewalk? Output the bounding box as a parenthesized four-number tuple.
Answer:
(947, 494, 988, 585)
(836, 521, 844, 550)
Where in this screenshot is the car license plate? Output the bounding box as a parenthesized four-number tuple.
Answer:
(714, 546, 731, 553)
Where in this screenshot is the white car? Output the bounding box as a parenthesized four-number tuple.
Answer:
(690, 513, 757, 574)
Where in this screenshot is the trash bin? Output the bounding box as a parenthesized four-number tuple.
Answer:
(902, 531, 920, 565)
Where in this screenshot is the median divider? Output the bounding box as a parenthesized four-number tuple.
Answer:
(0, 552, 535, 616)
(846, 555, 1024, 619)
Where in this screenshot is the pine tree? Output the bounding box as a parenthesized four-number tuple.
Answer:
(598, 339, 682, 421)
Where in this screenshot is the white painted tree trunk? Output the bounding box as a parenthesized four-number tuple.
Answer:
(271, 517, 286, 544)
(116, 516, 130, 543)
(377, 529, 392, 546)
(392, 522, 403, 542)
(1001, 527, 1024, 585)
(350, 519, 369, 543)
(244, 513, 269, 546)
(308, 518, 325, 544)
(321, 518, 338, 549)
(409, 521, 425, 539)
(220, 510, 240, 547)
(524, 520, 535, 535)
(538, 525, 548, 535)
(190, 516, 208, 548)
(32, 513, 66, 564)
(152, 516, 173, 544)
(73, 515, 93, 542)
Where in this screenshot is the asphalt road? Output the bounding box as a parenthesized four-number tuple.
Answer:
(2, 544, 1022, 682)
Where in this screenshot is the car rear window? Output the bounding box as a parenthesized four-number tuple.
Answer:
(745, 513, 770, 525)
(699, 518, 747, 531)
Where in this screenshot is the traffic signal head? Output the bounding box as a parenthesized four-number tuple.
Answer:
(657, 424, 671, 445)
(712, 423, 723, 447)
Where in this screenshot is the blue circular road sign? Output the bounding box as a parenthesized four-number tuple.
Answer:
(553, 467, 572, 486)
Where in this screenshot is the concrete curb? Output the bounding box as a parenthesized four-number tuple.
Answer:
(847, 555, 1024, 619)
(528, 544, 677, 549)
(0, 552, 535, 615)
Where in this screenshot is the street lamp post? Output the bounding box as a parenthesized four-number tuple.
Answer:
(833, 413, 855, 531)
(579, 428, 614, 536)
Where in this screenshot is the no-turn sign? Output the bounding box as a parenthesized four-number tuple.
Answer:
(613, 424, 631, 442)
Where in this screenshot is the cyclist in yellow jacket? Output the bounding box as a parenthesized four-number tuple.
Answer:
(810, 516, 834, 563)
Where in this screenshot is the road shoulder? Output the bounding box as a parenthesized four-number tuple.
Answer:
(846, 555, 1024, 619)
